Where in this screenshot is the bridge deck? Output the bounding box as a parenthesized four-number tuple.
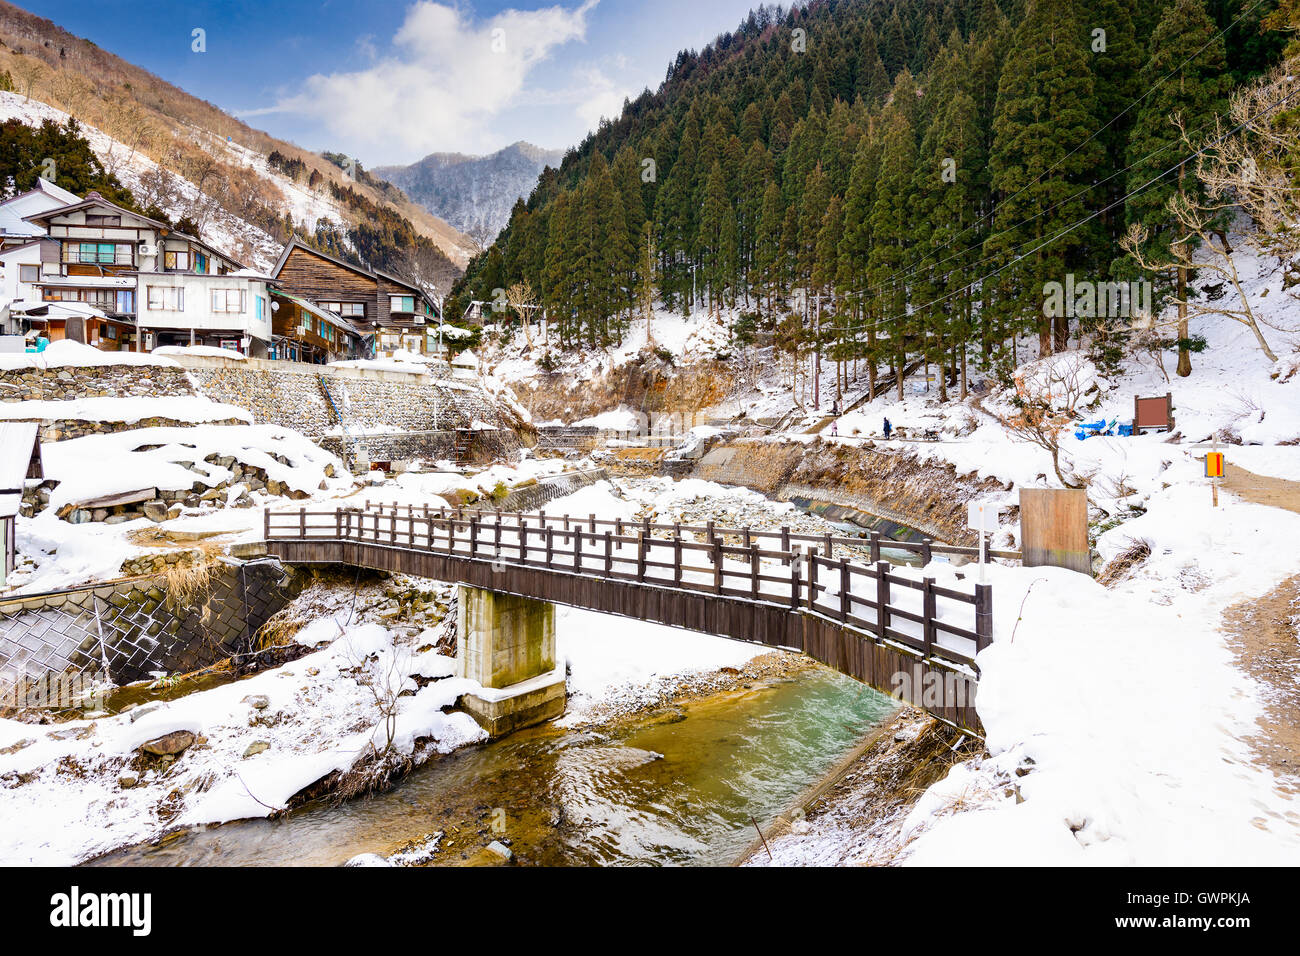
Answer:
(264, 506, 990, 732)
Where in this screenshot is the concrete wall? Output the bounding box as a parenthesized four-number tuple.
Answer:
(0, 557, 300, 692)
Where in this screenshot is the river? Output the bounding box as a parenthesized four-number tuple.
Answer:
(89, 664, 896, 867)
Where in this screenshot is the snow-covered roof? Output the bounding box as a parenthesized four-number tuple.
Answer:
(0, 422, 40, 519)
(0, 178, 81, 210)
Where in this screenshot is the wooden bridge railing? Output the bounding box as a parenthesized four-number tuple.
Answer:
(265, 504, 994, 673)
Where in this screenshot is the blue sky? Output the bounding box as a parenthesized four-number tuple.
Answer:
(20, 0, 759, 165)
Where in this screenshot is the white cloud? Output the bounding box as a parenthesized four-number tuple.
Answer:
(572, 66, 630, 134)
(248, 1, 598, 161)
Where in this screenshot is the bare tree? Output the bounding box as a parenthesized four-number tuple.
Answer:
(13, 60, 44, 103)
(1004, 353, 1094, 489)
(1122, 62, 1300, 366)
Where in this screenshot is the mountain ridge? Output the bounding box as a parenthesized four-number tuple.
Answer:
(375, 141, 565, 247)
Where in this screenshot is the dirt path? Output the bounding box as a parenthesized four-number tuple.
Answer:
(1222, 574, 1300, 795)
(1221, 464, 1300, 516)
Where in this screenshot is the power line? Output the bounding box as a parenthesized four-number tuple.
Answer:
(827, 77, 1300, 338)
(863, 0, 1272, 297)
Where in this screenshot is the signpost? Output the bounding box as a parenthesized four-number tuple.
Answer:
(967, 502, 1002, 583)
(1206, 438, 1225, 507)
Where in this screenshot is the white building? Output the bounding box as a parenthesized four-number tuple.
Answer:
(14, 192, 274, 355)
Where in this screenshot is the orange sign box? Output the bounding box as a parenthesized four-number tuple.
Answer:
(1206, 452, 1225, 479)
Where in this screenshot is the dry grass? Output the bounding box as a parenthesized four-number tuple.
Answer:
(1096, 539, 1153, 587)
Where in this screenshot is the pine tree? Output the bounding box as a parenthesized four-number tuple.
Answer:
(868, 105, 919, 399)
(985, 0, 1105, 357)
(1124, 0, 1232, 376)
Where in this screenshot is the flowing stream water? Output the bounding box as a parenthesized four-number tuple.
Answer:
(90, 666, 896, 867)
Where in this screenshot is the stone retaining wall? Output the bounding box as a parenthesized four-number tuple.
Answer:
(0, 364, 195, 402)
(498, 469, 607, 513)
(0, 558, 301, 691)
(18, 416, 248, 443)
(0, 357, 529, 465)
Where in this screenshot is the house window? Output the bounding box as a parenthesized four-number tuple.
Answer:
(147, 286, 184, 311)
(18, 265, 38, 283)
(164, 250, 191, 271)
(194, 252, 208, 274)
(390, 295, 415, 313)
(66, 242, 131, 265)
(320, 301, 364, 318)
(255, 296, 264, 322)
(211, 289, 245, 313)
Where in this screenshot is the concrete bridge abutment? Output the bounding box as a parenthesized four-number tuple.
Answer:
(456, 585, 566, 736)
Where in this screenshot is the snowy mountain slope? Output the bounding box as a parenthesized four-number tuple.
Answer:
(375, 141, 564, 245)
(0, 91, 282, 271)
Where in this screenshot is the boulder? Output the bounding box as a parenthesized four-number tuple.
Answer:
(242, 740, 270, 759)
(143, 500, 169, 523)
(140, 730, 196, 756)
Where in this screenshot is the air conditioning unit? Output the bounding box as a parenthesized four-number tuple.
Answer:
(140, 245, 157, 257)
(414, 315, 425, 325)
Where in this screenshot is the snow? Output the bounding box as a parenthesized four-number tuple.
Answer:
(39, 424, 344, 513)
(572, 407, 642, 431)
(0, 339, 176, 371)
(0, 396, 253, 425)
(0, 620, 485, 865)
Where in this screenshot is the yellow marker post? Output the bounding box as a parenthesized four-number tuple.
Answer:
(1206, 440, 1225, 507)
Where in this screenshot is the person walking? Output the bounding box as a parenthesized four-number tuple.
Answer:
(883, 416, 892, 439)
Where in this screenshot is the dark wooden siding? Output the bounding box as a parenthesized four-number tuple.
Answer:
(275, 246, 379, 325)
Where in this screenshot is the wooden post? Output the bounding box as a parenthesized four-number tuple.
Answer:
(604, 530, 613, 575)
(519, 522, 528, 562)
(713, 540, 723, 594)
(839, 558, 850, 623)
(335, 509, 342, 539)
(264, 508, 271, 539)
(823, 532, 832, 558)
(574, 528, 583, 570)
(922, 577, 936, 659)
(589, 513, 596, 533)
(780, 525, 790, 556)
(869, 531, 881, 563)
(790, 549, 802, 610)
(875, 561, 890, 638)
(299, 507, 306, 537)
(750, 544, 760, 599)
(921, 538, 933, 565)
(807, 553, 817, 609)
(545, 527, 554, 568)
(975, 584, 993, 654)
(637, 533, 647, 582)
(470, 516, 479, 556)
(673, 534, 682, 586)
(614, 517, 623, 537)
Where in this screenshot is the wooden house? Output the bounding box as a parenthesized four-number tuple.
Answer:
(271, 239, 437, 357)
(268, 290, 363, 363)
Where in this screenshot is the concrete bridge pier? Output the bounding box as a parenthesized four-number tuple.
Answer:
(456, 585, 566, 736)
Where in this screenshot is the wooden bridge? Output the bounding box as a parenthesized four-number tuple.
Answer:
(262, 504, 994, 732)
